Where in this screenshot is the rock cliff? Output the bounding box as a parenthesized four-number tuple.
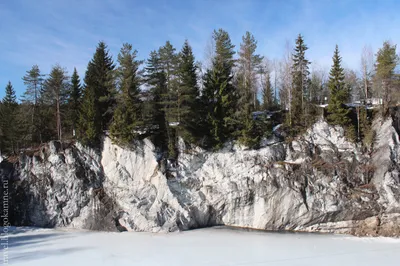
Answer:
(1, 116, 400, 236)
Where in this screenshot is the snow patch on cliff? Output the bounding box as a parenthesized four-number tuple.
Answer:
(3, 118, 400, 235)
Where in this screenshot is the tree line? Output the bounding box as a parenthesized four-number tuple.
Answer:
(0, 30, 399, 157)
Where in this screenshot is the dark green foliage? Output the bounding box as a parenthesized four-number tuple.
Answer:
(176, 40, 201, 143)
(0, 82, 19, 153)
(7, 31, 398, 155)
(237, 73, 258, 147)
(375, 41, 398, 81)
(37, 100, 57, 142)
(78, 86, 99, 146)
(3, 81, 17, 104)
(144, 50, 170, 154)
(201, 29, 238, 149)
(158, 41, 179, 124)
(150, 41, 181, 158)
(288, 34, 310, 131)
(236, 31, 264, 148)
(110, 43, 143, 145)
(68, 68, 82, 136)
(239, 117, 260, 148)
(42, 64, 70, 141)
(237, 31, 263, 109)
(21, 65, 45, 144)
(358, 107, 373, 145)
(375, 41, 399, 114)
(327, 45, 351, 127)
(262, 70, 274, 110)
(21, 65, 44, 105)
(78, 41, 115, 145)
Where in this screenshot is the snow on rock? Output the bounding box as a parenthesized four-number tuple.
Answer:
(99, 137, 193, 232)
(1, 118, 400, 236)
(371, 117, 400, 212)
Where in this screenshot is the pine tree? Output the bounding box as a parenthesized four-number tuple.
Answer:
(236, 31, 264, 147)
(0, 82, 19, 153)
(262, 69, 274, 110)
(375, 41, 399, 114)
(289, 34, 310, 130)
(327, 45, 351, 127)
(237, 31, 263, 109)
(176, 40, 200, 143)
(78, 41, 115, 145)
(21, 65, 45, 144)
(42, 64, 69, 141)
(109, 43, 143, 145)
(159, 41, 178, 91)
(68, 68, 82, 137)
(201, 29, 237, 148)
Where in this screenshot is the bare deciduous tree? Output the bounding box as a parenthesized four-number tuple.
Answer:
(272, 58, 279, 104)
(360, 45, 374, 101)
(279, 40, 293, 116)
(204, 34, 215, 70)
(310, 62, 328, 105)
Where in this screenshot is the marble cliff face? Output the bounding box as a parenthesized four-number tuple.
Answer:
(1, 116, 400, 237)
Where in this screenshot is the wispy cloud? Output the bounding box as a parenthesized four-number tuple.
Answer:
(0, 0, 399, 98)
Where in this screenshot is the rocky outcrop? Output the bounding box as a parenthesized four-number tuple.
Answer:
(1, 117, 400, 236)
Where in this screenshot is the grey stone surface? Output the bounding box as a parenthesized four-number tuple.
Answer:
(1, 117, 399, 236)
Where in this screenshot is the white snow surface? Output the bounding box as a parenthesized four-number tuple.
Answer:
(5, 227, 400, 266)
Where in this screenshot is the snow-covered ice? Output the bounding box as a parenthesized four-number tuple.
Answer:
(3, 227, 400, 266)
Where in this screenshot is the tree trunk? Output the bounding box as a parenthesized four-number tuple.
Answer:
(357, 106, 360, 141)
(56, 94, 62, 142)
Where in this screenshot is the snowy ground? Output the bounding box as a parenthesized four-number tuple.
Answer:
(2, 227, 400, 266)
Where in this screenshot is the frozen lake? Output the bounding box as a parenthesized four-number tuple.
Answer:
(3, 227, 400, 265)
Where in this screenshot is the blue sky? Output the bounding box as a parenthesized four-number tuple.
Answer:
(1, 0, 400, 98)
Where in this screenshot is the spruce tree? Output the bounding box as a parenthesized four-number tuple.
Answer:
(78, 41, 115, 145)
(201, 29, 237, 148)
(375, 41, 399, 114)
(159, 41, 178, 90)
(3, 81, 17, 104)
(159, 41, 179, 124)
(144, 51, 169, 155)
(176, 40, 200, 143)
(42, 64, 69, 141)
(110, 43, 143, 145)
(262, 69, 274, 110)
(289, 34, 310, 130)
(158, 42, 181, 157)
(327, 45, 351, 127)
(68, 68, 82, 137)
(78, 86, 99, 145)
(0, 82, 18, 153)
